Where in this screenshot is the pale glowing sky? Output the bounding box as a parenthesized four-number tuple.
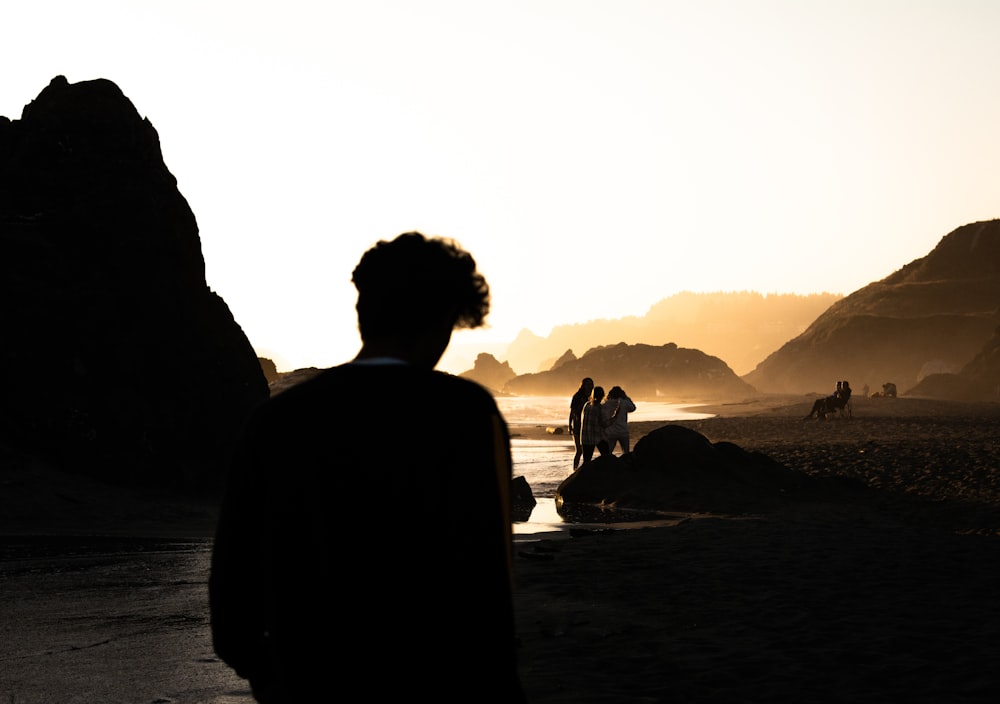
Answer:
(5, 1, 999, 374)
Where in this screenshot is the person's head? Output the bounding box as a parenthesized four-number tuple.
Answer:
(607, 385, 623, 400)
(580, 377, 594, 393)
(352, 231, 490, 367)
(591, 386, 605, 403)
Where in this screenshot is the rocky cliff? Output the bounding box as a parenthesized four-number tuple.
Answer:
(0, 76, 268, 493)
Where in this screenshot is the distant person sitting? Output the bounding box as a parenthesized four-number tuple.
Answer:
(839, 380, 852, 403)
(804, 380, 851, 419)
(805, 381, 840, 419)
(604, 385, 637, 454)
(569, 377, 595, 469)
(209, 231, 526, 703)
(830, 380, 852, 417)
(580, 385, 611, 463)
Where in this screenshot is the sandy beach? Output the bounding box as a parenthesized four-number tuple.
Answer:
(3, 394, 1000, 702)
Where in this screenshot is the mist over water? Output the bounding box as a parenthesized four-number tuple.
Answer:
(496, 395, 714, 431)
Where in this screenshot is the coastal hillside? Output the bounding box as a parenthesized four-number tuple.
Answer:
(743, 220, 1000, 397)
(907, 324, 1000, 401)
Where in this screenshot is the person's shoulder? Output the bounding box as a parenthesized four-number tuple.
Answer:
(249, 366, 347, 416)
(267, 366, 347, 398)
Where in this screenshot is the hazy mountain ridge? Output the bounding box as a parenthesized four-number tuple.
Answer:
(499, 291, 842, 377)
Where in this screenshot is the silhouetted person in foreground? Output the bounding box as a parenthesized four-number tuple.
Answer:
(209, 232, 526, 703)
(569, 377, 594, 468)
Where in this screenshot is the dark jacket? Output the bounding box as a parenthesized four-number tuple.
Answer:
(210, 363, 523, 702)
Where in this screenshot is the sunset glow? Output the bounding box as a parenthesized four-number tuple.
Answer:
(5, 1, 998, 374)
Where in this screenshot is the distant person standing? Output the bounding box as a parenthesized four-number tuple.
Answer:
(604, 385, 637, 454)
(580, 385, 611, 464)
(209, 232, 526, 703)
(569, 377, 595, 469)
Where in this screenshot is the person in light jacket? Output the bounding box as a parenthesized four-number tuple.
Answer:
(604, 385, 637, 454)
(580, 385, 611, 464)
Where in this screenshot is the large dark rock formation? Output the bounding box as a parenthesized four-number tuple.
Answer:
(743, 220, 1000, 397)
(555, 424, 835, 515)
(502, 342, 757, 401)
(0, 76, 268, 493)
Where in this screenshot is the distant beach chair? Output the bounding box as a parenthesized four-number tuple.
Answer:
(829, 381, 853, 419)
(814, 382, 852, 420)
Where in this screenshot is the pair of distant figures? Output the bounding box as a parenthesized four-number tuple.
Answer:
(870, 382, 897, 398)
(804, 380, 852, 420)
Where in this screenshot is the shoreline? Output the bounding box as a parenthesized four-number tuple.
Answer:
(3, 394, 1000, 538)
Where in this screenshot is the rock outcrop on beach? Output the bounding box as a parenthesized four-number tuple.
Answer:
(0, 76, 268, 492)
(555, 424, 848, 515)
(743, 220, 1000, 398)
(502, 342, 756, 400)
(510, 475, 536, 522)
(459, 352, 517, 393)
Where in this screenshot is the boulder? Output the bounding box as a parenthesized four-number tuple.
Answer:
(556, 424, 823, 515)
(511, 475, 536, 522)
